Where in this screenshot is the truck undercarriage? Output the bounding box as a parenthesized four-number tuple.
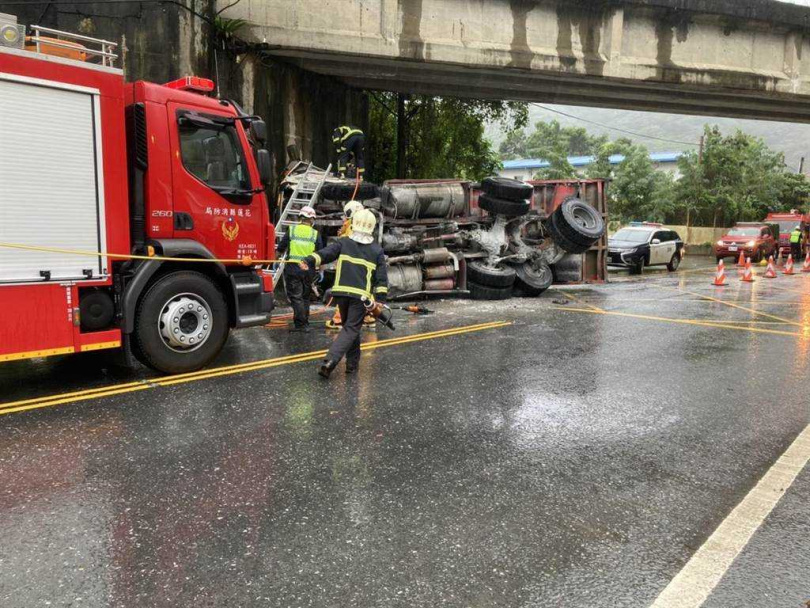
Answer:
(276, 164, 608, 301)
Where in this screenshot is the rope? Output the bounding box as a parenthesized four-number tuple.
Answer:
(0, 242, 295, 266)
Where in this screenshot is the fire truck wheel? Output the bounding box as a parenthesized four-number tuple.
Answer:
(478, 194, 530, 217)
(466, 260, 516, 288)
(481, 176, 533, 201)
(134, 271, 229, 374)
(321, 181, 379, 202)
(514, 261, 553, 296)
(468, 281, 513, 300)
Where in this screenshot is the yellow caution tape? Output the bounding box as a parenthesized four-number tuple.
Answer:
(0, 242, 294, 266)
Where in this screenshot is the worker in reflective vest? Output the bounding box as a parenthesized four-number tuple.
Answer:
(332, 125, 365, 179)
(300, 209, 388, 378)
(279, 206, 322, 332)
(790, 226, 803, 260)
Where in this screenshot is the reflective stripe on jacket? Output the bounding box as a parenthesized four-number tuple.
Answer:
(332, 126, 363, 150)
(790, 229, 802, 244)
(288, 224, 318, 261)
(306, 237, 388, 301)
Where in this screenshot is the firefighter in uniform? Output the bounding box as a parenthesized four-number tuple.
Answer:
(332, 125, 366, 179)
(326, 200, 367, 330)
(300, 209, 388, 378)
(279, 206, 322, 332)
(790, 225, 803, 260)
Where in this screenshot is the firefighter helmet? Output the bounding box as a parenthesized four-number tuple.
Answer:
(299, 206, 317, 219)
(350, 209, 377, 244)
(343, 200, 363, 219)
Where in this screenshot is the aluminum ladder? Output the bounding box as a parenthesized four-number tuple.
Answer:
(271, 163, 331, 287)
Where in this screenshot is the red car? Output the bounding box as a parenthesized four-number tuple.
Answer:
(714, 223, 779, 263)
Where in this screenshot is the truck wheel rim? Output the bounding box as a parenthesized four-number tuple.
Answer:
(159, 293, 212, 353)
(572, 206, 598, 230)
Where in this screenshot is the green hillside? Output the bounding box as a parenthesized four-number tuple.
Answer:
(487, 104, 810, 172)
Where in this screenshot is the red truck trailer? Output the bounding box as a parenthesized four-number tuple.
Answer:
(0, 23, 276, 373)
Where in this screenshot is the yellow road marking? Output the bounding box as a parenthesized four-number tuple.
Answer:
(0, 321, 511, 416)
(553, 307, 805, 338)
(551, 288, 605, 313)
(651, 283, 805, 328)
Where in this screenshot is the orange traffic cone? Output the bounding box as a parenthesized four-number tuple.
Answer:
(784, 254, 795, 275)
(764, 256, 777, 279)
(736, 250, 746, 267)
(741, 258, 755, 282)
(802, 251, 810, 273)
(712, 259, 728, 286)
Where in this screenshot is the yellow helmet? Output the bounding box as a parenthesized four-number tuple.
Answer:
(350, 209, 377, 244)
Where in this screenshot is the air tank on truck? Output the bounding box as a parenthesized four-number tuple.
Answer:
(0, 17, 276, 374)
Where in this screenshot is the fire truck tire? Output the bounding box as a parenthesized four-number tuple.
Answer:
(468, 281, 513, 300)
(547, 211, 594, 254)
(481, 177, 533, 201)
(478, 194, 530, 217)
(321, 181, 379, 202)
(466, 260, 516, 288)
(514, 261, 553, 296)
(134, 271, 229, 374)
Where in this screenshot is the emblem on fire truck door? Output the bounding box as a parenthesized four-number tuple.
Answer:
(221, 217, 240, 242)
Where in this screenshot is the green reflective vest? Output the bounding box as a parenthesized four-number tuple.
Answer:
(288, 224, 318, 261)
(790, 229, 802, 244)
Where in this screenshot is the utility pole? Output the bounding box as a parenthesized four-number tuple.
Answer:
(799, 156, 805, 175)
(396, 93, 409, 179)
(687, 134, 704, 235)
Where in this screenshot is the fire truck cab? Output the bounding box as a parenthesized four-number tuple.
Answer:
(0, 22, 276, 373)
(765, 210, 810, 259)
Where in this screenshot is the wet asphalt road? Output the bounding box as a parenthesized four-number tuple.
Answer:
(0, 257, 808, 607)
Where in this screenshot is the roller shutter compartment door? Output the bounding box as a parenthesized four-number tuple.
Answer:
(0, 76, 105, 283)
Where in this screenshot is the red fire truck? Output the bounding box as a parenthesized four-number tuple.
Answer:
(0, 23, 276, 373)
(765, 210, 810, 259)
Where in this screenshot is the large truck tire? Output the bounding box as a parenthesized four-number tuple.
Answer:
(481, 176, 532, 201)
(468, 281, 513, 300)
(321, 181, 379, 202)
(478, 193, 530, 217)
(134, 271, 229, 374)
(548, 197, 604, 252)
(466, 260, 516, 288)
(547, 213, 591, 254)
(514, 261, 553, 296)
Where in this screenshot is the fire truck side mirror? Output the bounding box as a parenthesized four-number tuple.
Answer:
(256, 149, 272, 186)
(249, 119, 267, 144)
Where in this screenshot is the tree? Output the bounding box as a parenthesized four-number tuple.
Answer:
(778, 171, 810, 210)
(609, 143, 665, 222)
(674, 125, 797, 227)
(368, 94, 527, 182)
(499, 119, 608, 161)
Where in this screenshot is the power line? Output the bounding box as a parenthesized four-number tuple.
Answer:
(530, 103, 700, 148)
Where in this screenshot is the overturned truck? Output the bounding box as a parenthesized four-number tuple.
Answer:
(276, 166, 607, 300)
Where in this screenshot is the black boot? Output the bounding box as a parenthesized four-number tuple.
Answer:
(318, 359, 338, 379)
(345, 360, 358, 374)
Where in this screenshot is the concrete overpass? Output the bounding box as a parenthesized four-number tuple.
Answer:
(221, 0, 810, 123)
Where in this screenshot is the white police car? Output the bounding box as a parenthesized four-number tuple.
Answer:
(608, 223, 684, 274)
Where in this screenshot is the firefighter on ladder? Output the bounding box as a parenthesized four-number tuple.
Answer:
(278, 205, 322, 332)
(332, 125, 365, 179)
(300, 209, 388, 378)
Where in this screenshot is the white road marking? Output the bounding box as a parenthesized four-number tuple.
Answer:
(650, 423, 810, 608)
